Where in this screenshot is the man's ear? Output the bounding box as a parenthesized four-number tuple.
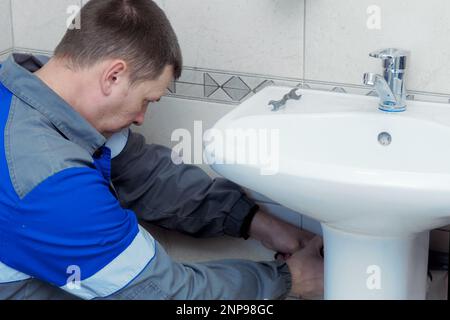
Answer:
(100, 60, 128, 96)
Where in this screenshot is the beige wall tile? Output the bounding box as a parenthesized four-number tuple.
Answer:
(0, 0, 13, 52)
(12, 0, 81, 52)
(156, 0, 304, 78)
(305, 0, 450, 94)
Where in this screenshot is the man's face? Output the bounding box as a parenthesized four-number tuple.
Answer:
(97, 63, 174, 138)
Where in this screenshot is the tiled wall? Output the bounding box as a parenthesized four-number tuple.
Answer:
(2, 0, 449, 258)
(158, 0, 450, 105)
(11, 0, 80, 52)
(0, 0, 13, 60)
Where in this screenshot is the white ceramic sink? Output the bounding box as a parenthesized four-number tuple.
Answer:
(205, 86, 450, 299)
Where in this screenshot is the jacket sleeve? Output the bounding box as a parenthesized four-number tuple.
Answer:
(105, 241, 292, 300)
(110, 129, 259, 239)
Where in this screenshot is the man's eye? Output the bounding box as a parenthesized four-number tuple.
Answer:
(147, 98, 161, 104)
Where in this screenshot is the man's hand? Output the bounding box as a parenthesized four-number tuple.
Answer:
(286, 236, 324, 299)
(248, 210, 316, 256)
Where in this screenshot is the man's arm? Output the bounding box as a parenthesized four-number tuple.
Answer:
(108, 241, 292, 300)
(111, 129, 258, 238)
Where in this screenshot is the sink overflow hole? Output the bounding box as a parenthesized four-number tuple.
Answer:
(378, 132, 392, 146)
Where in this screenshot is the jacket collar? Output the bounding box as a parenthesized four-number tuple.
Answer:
(0, 53, 106, 155)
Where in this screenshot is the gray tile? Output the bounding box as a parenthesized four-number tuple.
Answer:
(332, 87, 347, 93)
(171, 82, 204, 99)
(253, 80, 275, 93)
(208, 86, 235, 103)
(167, 81, 176, 94)
(203, 73, 220, 98)
(222, 76, 251, 101)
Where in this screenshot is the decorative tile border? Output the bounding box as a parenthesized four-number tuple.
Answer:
(168, 67, 296, 105)
(169, 67, 450, 106)
(6, 48, 450, 106)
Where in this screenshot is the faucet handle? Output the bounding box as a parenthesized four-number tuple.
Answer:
(369, 48, 409, 70)
(369, 48, 409, 59)
(363, 72, 377, 86)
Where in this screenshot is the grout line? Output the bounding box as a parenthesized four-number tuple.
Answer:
(13, 47, 54, 55)
(8, 0, 15, 49)
(183, 66, 303, 82)
(302, 0, 307, 81)
(165, 94, 238, 106)
(0, 48, 13, 56)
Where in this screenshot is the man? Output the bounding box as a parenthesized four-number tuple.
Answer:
(0, 0, 323, 300)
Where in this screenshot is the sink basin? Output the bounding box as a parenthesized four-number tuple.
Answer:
(205, 86, 450, 299)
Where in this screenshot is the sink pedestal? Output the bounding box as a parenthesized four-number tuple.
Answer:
(322, 224, 429, 300)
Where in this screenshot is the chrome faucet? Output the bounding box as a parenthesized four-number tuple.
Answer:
(363, 48, 409, 112)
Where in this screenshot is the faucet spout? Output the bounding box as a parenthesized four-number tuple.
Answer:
(363, 72, 403, 111)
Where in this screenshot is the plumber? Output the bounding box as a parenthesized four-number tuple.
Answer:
(0, 0, 323, 300)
